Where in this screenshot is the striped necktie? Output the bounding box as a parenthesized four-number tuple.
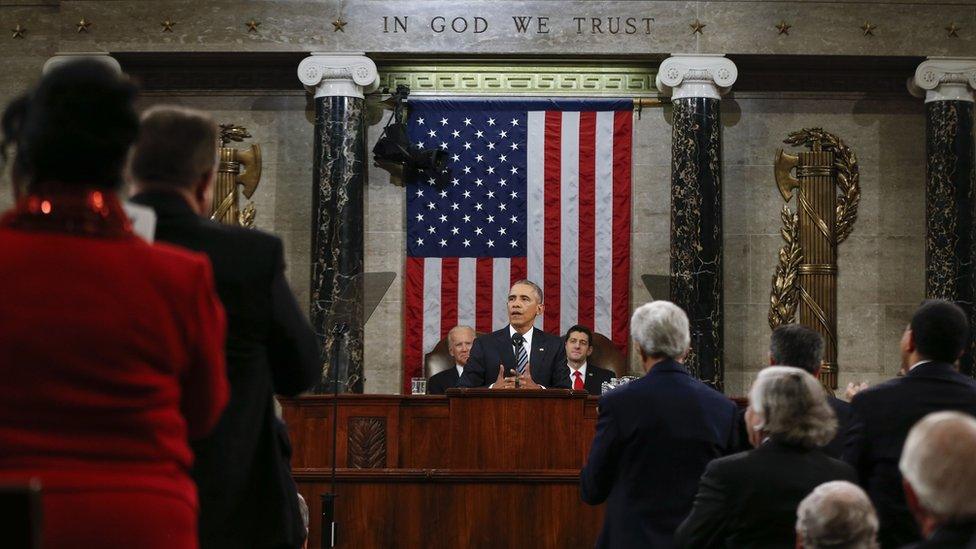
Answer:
(513, 333, 528, 374)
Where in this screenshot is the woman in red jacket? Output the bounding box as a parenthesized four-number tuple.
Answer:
(0, 59, 228, 548)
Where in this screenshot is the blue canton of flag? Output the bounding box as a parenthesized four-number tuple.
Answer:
(405, 105, 527, 258)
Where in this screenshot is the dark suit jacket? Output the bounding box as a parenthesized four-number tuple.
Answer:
(458, 326, 570, 389)
(580, 359, 738, 549)
(132, 191, 320, 549)
(427, 366, 460, 395)
(675, 439, 857, 548)
(843, 361, 976, 549)
(574, 363, 615, 395)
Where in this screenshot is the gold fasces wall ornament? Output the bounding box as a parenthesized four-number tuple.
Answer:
(212, 124, 262, 227)
(768, 128, 860, 390)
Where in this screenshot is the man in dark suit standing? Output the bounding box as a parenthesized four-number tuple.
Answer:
(129, 106, 320, 549)
(458, 280, 570, 389)
(580, 301, 738, 548)
(844, 299, 976, 548)
(428, 325, 475, 395)
(564, 324, 615, 394)
(734, 324, 851, 457)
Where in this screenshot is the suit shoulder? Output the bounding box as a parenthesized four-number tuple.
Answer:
(204, 222, 281, 252)
(589, 364, 615, 379)
(430, 368, 455, 381)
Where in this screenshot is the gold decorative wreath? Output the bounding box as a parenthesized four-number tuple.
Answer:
(783, 128, 860, 244)
(769, 205, 803, 329)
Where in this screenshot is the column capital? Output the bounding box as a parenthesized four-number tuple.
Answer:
(298, 52, 379, 99)
(656, 54, 737, 100)
(909, 57, 976, 103)
(43, 52, 120, 75)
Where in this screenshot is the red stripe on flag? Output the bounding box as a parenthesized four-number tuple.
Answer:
(510, 257, 527, 285)
(611, 111, 633, 355)
(475, 258, 493, 333)
(543, 111, 562, 334)
(440, 258, 459, 340)
(578, 111, 597, 330)
(403, 257, 425, 394)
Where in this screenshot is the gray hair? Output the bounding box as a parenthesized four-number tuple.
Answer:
(297, 492, 309, 534)
(510, 279, 544, 303)
(770, 323, 824, 374)
(630, 301, 690, 359)
(447, 325, 475, 345)
(748, 366, 836, 448)
(796, 481, 879, 549)
(899, 411, 976, 520)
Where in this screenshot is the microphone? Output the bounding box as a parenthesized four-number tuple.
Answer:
(511, 332, 524, 347)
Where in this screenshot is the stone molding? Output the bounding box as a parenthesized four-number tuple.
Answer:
(909, 57, 976, 103)
(43, 52, 120, 75)
(656, 54, 737, 100)
(298, 52, 379, 99)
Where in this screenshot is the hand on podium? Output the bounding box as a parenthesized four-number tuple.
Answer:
(492, 364, 517, 389)
(519, 362, 542, 389)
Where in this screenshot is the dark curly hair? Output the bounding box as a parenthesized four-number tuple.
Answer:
(1, 59, 139, 191)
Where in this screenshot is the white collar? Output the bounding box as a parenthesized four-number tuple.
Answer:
(455, 364, 464, 377)
(569, 362, 588, 379)
(509, 325, 533, 348)
(909, 360, 933, 372)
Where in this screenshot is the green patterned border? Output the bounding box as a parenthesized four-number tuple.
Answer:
(377, 61, 658, 96)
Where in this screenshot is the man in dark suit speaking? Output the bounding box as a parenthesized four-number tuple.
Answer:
(129, 106, 320, 549)
(580, 301, 738, 548)
(459, 279, 570, 389)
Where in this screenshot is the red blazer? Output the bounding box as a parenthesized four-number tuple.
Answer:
(0, 218, 228, 546)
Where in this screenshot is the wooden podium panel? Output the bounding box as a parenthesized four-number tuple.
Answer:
(280, 390, 602, 547)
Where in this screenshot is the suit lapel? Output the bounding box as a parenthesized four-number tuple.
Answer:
(584, 370, 600, 394)
(530, 327, 546, 373)
(496, 328, 517, 372)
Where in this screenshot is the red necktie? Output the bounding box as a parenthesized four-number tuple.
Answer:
(573, 371, 584, 391)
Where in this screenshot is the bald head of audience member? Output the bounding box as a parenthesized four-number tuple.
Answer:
(899, 411, 976, 538)
(796, 481, 879, 549)
(447, 325, 475, 368)
(127, 105, 219, 216)
(746, 366, 837, 449)
(630, 301, 690, 371)
(770, 324, 825, 376)
(900, 299, 969, 374)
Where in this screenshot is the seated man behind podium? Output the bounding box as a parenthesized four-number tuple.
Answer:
(565, 324, 615, 394)
(128, 106, 320, 549)
(580, 301, 738, 548)
(428, 325, 475, 395)
(459, 279, 570, 389)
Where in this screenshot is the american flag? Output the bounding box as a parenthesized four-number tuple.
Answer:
(402, 98, 633, 392)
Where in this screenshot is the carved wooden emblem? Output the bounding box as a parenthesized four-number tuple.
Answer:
(347, 417, 387, 468)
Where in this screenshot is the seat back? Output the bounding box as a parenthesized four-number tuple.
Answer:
(0, 479, 42, 549)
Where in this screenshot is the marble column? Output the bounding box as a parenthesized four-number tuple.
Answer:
(656, 54, 737, 390)
(910, 58, 976, 377)
(298, 53, 379, 393)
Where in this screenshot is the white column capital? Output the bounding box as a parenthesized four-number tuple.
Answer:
(656, 54, 737, 100)
(908, 57, 976, 103)
(43, 53, 120, 75)
(298, 52, 379, 99)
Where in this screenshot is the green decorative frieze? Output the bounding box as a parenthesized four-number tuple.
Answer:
(377, 62, 657, 96)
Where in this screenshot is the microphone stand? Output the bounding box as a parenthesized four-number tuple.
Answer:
(321, 321, 348, 549)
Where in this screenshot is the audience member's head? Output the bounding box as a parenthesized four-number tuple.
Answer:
(747, 366, 836, 449)
(127, 105, 219, 215)
(796, 481, 879, 549)
(1, 58, 138, 193)
(447, 325, 475, 367)
(770, 324, 824, 375)
(899, 411, 976, 537)
(630, 301, 690, 367)
(565, 325, 594, 368)
(508, 279, 544, 332)
(296, 492, 309, 549)
(901, 299, 969, 372)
